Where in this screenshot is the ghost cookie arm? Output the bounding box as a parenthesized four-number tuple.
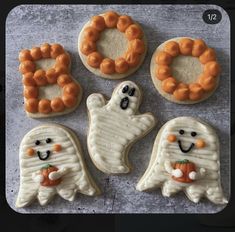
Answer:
(188, 167, 206, 180)
(87, 93, 106, 111)
(164, 160, 183, 178)
(49, 167, 69, 180)
(32, 170, 44, 183)
(132, 113, 156, 134)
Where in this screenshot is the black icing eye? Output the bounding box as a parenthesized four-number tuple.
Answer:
(35, 140, 40, 145)
(179, 130, 184, 135)
(191, 132, 197, 137)
(46, 138, 52, 143)
(37, 151, 41, 155)
(46, 150, 51, 155)
(128, 88, 135, 96)
(122, 85, 129, 93)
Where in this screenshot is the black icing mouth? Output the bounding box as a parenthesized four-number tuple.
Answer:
(37, 150, 51, 161)
(120, 97, 129, 110)
(178, 140, 194, 153)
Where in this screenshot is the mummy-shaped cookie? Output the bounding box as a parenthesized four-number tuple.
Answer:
(87, 81, 156, 174)
(16, 124, 100, 208)
(136, 117, 227, 204)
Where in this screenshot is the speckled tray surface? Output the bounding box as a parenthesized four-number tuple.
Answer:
(6, 4, 230, 213)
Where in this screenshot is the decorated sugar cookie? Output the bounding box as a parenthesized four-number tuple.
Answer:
(78, 11, 147, 79)
(150, 37, 220, 104)
(87, 81, 156, 174)
(16, 124, 100, 208)
(19, 43, 82, 118)
(136, 117, 227, 204)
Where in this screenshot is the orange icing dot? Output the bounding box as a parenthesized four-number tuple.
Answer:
(50, 44, 64, 59)
(33, 69, 47, 86)
(167, 134, 177, 142)
(53, 144, 62, 152)
(55, 64, 69, 75)
(40, 43, 51, 58)
(204, 61, 221, 76)
(80, 40, 97, 56)
(25, 98, 39, 113)
(19, 49, 32, 62)
(125, 51, 141, 67)
(24, 86, 38, 99)
(27, 148, 35, 156)
(38, 99, 52, 114)
(46, 68, 58, 84)
(83, 27, 100, 42)
(164, 41, 180, 57)
(62, 95, 77, 108)
(192, 39, 207, 57)
(196, 139, 206, 148)
(115, 57, 129, 74)
(56, 53, 71, 66)
(30, 47, 42, 60)
(22, 72, 36, 86)
(173, 83, 189, 101)
(156, 65, 171, 81)
(19, 60, 36, 74)
(162, 77, 178, 94)
(100, 58, 115, 74)
(198, 73, 217, 92)
(117, 15, 133, 32)
(199, 48, 216, 64)
(103, 11, 119, 28)
(63, 82, 80, 97)
(155, 51, 172, 65)
(91, 15, 106, 31)
(189, 83, 204, 101)
(87, 52, 103, 68)
(128, 39, 145, 54)
(179, 38, 193, 55)
(125, 24, 143, 40)
(51, 97, 65, 112)
(57, 74, 72, 87)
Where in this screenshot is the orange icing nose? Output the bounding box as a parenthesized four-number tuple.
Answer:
(115, 57, 129, 74)
(155, 51, 172, 65)
(25, 98, 39, 113)
(128, 39, 145, 54)
(54, 144, 62, 152)
(156, 65, 171, 81)
(27, 148, 35, 156)
(173, 83, 189, 101)
(192, 39, 207, 57)
(38, 99, 52, 114)
(162, 77, 178, 94)
(125, 24, 143, 40)
(196, 139, 206, 148)
(87, 52, 103, 68)
(117, 15, 133, 32)
(125, 51, 141, 67)
(51, 97, 65, 112)
(164, 41, 180, 57)
(103, 11, 119, 28)
(204, 61, 221, 76)
(179, 38, 193, 55)
(100, 58, 115, 74)
(199, 48, 216, 64)
(83, 27, 100, 42)
(167, 134, 177, 142)
(189, 83, 204, 101)
(91, 15, 106, 31)
(198, 73, 217, 92)
(80, 40, 97, 56)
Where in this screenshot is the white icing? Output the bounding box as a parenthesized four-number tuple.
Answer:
(136, 117, 227, 204)
(87, 81, 156, 174)
(16, 124, 100, 208)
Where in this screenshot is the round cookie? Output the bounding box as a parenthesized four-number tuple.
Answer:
(150, 37, 220, 104)
(78, 11, 147, 79)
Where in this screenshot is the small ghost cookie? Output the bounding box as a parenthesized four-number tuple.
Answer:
(150, 37, 220, 104)
(78, 11, 147, 79)
(87, 81, 156, 174)
(16, 124, 100, 208)
(136, 117, 227, 204)
(19, 43, 83, 118)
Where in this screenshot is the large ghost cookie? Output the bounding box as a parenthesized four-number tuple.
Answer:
(16, 124, 100, 208)
(87, 81, 156, 174)
(136, 117, 227, 204)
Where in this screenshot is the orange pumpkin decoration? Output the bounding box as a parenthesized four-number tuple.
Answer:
(40, 164, 61, 187)
(172, 159, 196, 183)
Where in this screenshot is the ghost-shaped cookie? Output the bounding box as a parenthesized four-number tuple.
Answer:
(87, 81, 156, 174)
(136, 117, 227, 204)
(16, 124, 100, 208)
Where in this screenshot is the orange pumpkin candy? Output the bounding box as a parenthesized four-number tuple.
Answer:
(40, 164, 61, 187)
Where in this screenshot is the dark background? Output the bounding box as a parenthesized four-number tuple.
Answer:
(0, 1, 234, 231)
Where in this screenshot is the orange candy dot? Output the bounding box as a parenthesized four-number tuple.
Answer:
(125, 24, 143, 40)
(62, 95, 77, 108)
(128, 39, 145, 54)
(38, 99, 52, 114)
(50, 44, 64, 59)
(155, 51, 172, 65)
(51, 97, 65, 112)
(115, 57, 129, 74)
(25, 98, 39, 113)
(33, 69, 47, 86)
(167, 134, 177, 143)
(204, 61, 221, 76)
(24, 86, 38, 99)
(46, 68, 58, 84)
(26, 148, 35, 156)
(30, 47, 42, 60)
(57, 74, 72, 87)
(83, 27, 100, 42)
(19, 49, 33, 62)
(196, 139, 206, 148)
(156, 65, 171, 81)
(19, 60, 36, 74)
(100, 58, 115, 74)
(192, 39, 207, 57)
(162, 77, 178, 94)
(56, 53, 71, 66)
(103, 11, 119, 28)
(40, 43, 51, 58)
(198, 73, 217, 92)
(80, 40, 96, 56)
(189, 83, 204, 101)
(199, 48, 216, 64)
(63, 82, 80, 97)
(53, 144, 62, 152)
(173, 83, 189, 101)
(91, 15, 106, 31)
(164, 41, 180, 57)
(179, 38, 193, 55)
(125, 51, 141, 67)
(117, 15, 133, 32)
(22, 72, 36, 86)
(87, 52, 103, 68)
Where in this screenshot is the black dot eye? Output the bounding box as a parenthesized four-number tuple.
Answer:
(128, 88, 135, 96)
(179, 130, 184, 135)
(46, 138, 52, 143)
(35, 140, 40, 145)
(191, 132, 197, 137)
(37, 151, 41, 155)
(46, 150, 51, 155)
(122, 85, 129, 93)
